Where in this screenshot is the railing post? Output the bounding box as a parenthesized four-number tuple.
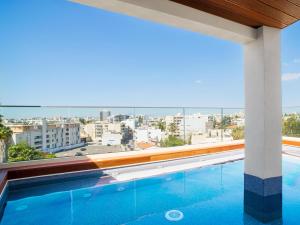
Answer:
(133, 107, 136, 150)
(183, 107, 186, 143)
(221, 107, 224, 142)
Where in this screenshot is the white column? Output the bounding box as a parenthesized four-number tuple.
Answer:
(244, 26, 282, 223)
(244, 26, 282, 180)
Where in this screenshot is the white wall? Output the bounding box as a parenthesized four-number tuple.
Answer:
(102, 132, 122, 146)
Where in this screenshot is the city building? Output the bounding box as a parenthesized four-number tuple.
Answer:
(99, 110, 111, 121)
(122, 118, 136, 130)
(135, 128, 163, 143)
(83, 120, 133, 145)
(112, 114, 130, 123)
(83, 121, 120, 141)
(101, 132, 122, 146)
(8, 119, 83, 153)
(165, 114, 208, 140)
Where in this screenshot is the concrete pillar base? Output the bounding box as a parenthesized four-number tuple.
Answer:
(244, 174, 282, 223)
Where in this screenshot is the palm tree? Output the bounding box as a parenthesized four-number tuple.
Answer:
(0, 115, 12, 163)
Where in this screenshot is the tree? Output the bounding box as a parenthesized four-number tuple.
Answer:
(8, 143, 55, 162)
(221, 115, 232, 129)
(0, 115, 12, 163)
(283, 114, 300, 137)
(231, 126, 244, 140)
(212, 117, 217, 129)
(157, 119, 166, 131)
(168, 122, 178, 135)
(79, 118, 87, 125)
(138, 116, 143, 125)
(160, 135, 185, 147)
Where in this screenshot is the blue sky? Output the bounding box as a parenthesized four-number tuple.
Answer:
(0, 0, 299, 108)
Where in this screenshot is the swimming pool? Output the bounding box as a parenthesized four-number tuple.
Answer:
(1, 156, 300, 225)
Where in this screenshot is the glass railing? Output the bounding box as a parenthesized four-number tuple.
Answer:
(2, 105, 299, 164)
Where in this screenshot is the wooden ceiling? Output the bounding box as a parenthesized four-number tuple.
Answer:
(170, 0, 300, 29)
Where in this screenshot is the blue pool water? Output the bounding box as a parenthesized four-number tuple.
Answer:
(1, 157, 300, 225)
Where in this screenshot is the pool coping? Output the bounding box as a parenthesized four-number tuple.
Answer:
(0, 137, 295, 173)
(1, 141, 245, 180)
(7, 150, 244, 189)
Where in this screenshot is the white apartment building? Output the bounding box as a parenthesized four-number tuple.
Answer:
(82, 123, 98, 141)
(83, 121, 121, 141)
(134, 128, 163, 143)
(122, 118, 136, 130)
(102, 132, 122, 146)
(165, 114, 209, 139)
(8, 119, 83, 153)
(135, 129, 148, 143)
